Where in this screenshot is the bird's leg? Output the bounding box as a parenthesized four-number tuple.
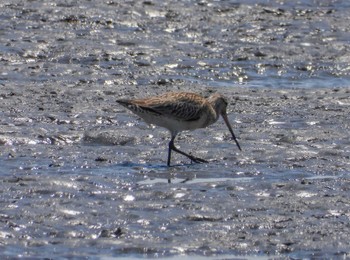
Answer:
(167, 135, 208, 166)
(167, 138, 173, 167)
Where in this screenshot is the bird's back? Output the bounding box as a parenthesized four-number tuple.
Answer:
(117, 92, 217, 133)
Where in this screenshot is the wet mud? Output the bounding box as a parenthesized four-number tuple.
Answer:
(1, 0, 350, 259)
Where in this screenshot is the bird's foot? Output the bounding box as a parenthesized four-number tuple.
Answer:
(193, 157, 208, 163)
(188, 154, 208, 164)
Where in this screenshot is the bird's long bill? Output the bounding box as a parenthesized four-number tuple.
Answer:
(222, 113, 242, 151)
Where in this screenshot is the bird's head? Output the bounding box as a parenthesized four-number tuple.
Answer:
(208, 93, 242, 151)
(208, 93, 229, 118)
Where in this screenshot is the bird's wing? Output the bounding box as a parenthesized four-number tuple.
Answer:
(134, 94, 205, 121)
(117, 99, 162, 116)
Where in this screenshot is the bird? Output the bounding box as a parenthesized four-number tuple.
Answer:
(116, 92, 241, 166)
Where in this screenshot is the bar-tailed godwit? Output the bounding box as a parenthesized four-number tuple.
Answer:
(117, 92, 241, 166)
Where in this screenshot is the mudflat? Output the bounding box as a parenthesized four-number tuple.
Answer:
(1, 0, 350, 258)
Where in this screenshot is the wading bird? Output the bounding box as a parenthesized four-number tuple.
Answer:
(117, 92, 241, 166)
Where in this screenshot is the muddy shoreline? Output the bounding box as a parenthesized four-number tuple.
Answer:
(1, 0, 350, 258)
(1, 85, 350, 258)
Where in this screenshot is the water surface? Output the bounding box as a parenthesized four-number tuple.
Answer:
(1, 0, 350, 258)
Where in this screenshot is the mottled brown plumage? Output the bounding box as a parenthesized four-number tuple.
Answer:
(117, 92, 241, 166)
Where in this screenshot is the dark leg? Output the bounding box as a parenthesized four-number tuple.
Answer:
(167, 137, 173, 167)
(167, 135, 208, 166)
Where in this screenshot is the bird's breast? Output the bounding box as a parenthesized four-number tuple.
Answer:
(143, 113, 208, 132)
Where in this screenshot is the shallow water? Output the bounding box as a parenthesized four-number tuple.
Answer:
(1, 0, 350, 259)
